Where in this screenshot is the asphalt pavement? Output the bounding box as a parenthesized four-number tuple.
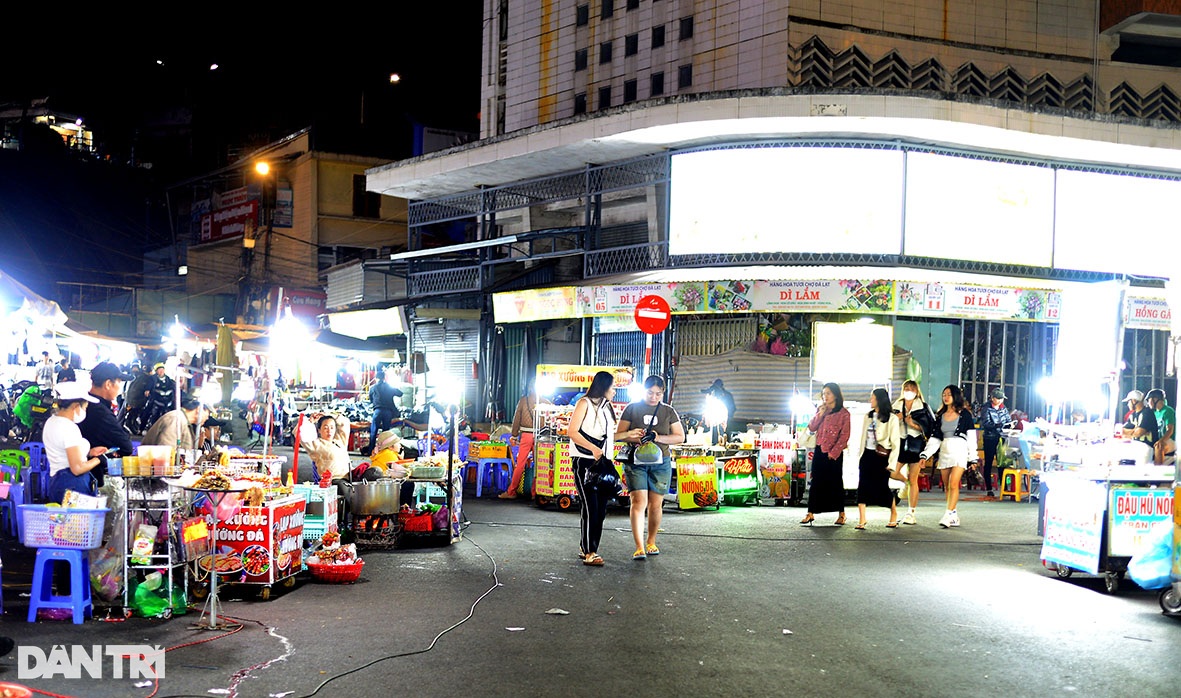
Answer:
(2, 452, 1179, 698)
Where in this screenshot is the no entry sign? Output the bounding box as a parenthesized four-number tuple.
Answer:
(634, 295, 671, 334)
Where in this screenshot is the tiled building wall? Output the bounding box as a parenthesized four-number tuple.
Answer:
(486, 0, 1181, 136)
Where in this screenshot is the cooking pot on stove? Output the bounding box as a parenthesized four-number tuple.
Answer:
(351, 480, 402, 514)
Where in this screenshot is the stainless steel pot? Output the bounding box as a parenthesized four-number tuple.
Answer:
(350, 480, 402, 514)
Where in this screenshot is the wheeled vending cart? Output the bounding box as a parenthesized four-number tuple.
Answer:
(1158, 459, 1181, 616)
(190, 493, 306, 601)
(1041, 465, 1173, 594)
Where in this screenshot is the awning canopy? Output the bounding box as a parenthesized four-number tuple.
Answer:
(326, 306, 407, 339)
(0, 268, 67, 326)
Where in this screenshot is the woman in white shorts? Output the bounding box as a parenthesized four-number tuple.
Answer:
(919, 385, 977, 528)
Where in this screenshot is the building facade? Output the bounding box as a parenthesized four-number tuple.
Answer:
(368, 0, 1181, 423)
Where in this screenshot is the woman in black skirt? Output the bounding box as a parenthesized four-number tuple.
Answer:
(800, 383, 851, 526)
(856, 388, 902, 529)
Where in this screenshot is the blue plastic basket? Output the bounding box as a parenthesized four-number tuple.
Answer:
(18, 505, 110, 549)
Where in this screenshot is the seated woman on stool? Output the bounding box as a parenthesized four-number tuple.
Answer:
(44, 382, 110, 504)
(369, 429, 416, 507)
(301, 414, 353, 529)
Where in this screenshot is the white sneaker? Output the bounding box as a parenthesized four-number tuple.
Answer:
(902, 511, 917, 525)
(947, 511, 960, 527)
(938, 511, 954, 528)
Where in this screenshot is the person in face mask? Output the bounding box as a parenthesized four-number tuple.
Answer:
(44, 381, 110, 504)
(891, 380, 935, 525)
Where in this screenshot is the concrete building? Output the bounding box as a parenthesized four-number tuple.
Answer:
(366, 0, 1181, 424)
(178, 128, 409, 326)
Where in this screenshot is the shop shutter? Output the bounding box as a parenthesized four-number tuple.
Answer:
(675, 317, 758, 356)
(670, 347, 911, 428)
(594, 330, 666, 375)
(411, 320, 480, 417)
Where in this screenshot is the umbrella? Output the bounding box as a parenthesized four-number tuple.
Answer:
(520, 325, 538, 393)
(216, 323, 236, 406)
(486, 326, 506, 422)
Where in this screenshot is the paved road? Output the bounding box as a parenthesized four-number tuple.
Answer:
(3, 465, 1178, 697)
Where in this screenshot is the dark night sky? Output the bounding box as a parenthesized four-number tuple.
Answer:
(0, 7, 484, 296)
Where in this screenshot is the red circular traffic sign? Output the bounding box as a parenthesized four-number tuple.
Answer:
(634, 295, 671, 334)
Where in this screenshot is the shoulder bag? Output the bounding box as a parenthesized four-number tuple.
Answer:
(898, 406, 926, 463)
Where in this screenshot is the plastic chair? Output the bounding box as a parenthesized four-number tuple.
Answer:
(1, 482, 25, 539)
(20, 442, 50, 503)
(0, 449, 29, 481)
(1000, 468, 1033, 502)
(473, 458, 513, 497)
(0, 465, 19, 537)
(28, 548, 93, 624)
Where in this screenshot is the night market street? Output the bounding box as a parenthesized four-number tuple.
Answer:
(3, 467, 1177, 698)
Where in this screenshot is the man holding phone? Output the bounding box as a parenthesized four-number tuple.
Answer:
(79, 362, 136, 484)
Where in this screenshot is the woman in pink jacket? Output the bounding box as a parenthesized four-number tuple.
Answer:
(800, 383, 851, 526)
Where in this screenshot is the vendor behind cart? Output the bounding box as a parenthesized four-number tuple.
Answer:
(301, 413, 353, 530)
(1121, 390, 1159, 448)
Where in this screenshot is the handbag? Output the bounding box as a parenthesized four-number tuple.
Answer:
(899, 434, 924, 463)
(582, 456, 623, 497)
(874, 443, 891, 458)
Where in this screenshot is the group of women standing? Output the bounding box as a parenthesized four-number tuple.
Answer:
(800, 380, 978, 529)
(566, 371, 685, 566)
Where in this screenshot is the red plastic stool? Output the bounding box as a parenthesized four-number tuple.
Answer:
(27, 548, 92, 624)
(918, 474, 932, 492)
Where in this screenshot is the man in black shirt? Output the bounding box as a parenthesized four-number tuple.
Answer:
(57, 357, 76, 383)
(1121, 389, 1159, 450)
(368, 368, 403, 456)
(79, 362, 136, 485)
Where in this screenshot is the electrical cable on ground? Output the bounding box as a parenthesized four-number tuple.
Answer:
(154, 534, 502, 698)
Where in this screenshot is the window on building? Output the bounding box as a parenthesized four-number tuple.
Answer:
(625, 33, 638, 56)
(677, 63, 692, 89)
(601, 0, 614, 19)
(598, 85, 612, 109)
(600, 40, 613, 64)
(652, 25, 665, 49)
(576, 4, 589, 26)
(574, 92, 587, 115)
(352, 174, 381, 218)
(575, 48, 588, 71)
(651, 71, 665, 96)
(627, 0, 640, 9)
(623, 79, 637, 103)
(679, 16, 694, 40)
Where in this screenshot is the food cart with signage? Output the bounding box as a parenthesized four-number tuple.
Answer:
(531, 364, 634, 510)
(1040, 438, 1174, 594)
(191, 493, 307, 601)
(757, 430, 808, 506)
(666, 446, 721, 510)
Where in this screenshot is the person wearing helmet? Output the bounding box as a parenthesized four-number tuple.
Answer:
(142, 363, 176, 430)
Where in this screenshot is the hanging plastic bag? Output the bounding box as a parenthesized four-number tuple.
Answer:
(1127, 525, 1174, 590)
(89, 546, 124, 603)
(131, 577, 169, 618)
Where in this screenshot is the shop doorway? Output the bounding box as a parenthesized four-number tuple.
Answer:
(894, 318, 959, 402)
(1120, 328, 1176, 407)
(960, 320, 1055, 419)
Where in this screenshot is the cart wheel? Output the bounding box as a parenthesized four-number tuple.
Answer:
(1054, 566, 1074, 579)
(535, 496, 550, 507)
(160, 608, 173, 620)
(282, 577, 297, 589)
(259, 586, 272, 601)
(1104, 571, 1120, 594)
(191, 584, 210, 600)
(556, 494, 574, 510)
(1159, 587, 1181, 616)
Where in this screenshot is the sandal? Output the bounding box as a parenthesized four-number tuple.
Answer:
(854, 523, 866, 530)
(886, 521, 899, 528)
(632, 548, 647, 561)
(645, 544, 660, 556)
(834, 514, 847, 526)
(583, 553, 604, 566)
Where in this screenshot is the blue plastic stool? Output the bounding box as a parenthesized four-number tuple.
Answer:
(474, 458, 513, 497)
(28, 548, 92, 624)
